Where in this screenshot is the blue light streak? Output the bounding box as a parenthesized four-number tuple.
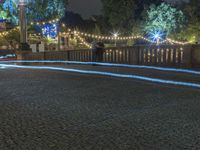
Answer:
(1, 60, 200, 75)
(0, 63, 200, 89)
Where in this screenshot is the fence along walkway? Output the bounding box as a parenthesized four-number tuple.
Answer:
(66, 45, 192, 67)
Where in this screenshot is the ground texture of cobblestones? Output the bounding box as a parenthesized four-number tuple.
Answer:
(0, 64, 200, 150)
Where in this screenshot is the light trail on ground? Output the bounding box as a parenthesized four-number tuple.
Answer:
(1, 60, 200, 75)
(0, 63, 200, 89)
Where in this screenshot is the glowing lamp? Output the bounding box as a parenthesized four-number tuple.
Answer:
(154, 34, 160, 39)
(113, 33, 119, 38)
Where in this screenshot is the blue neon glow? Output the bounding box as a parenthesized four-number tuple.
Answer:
(32, 23, 58, 39)
(1, 60, 200, 75)
(149, 31, 166, 43)
(41, 23, 58, 39)
(0, 63, 200, 89)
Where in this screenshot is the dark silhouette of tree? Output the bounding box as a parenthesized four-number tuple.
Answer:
(101, 0, 162, 34)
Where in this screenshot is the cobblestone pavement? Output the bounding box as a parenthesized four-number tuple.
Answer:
(0, 64, 200, 150)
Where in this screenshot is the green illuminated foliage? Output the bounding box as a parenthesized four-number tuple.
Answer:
(144, 3, 185, 35)
(0, 10, 8, 20)
(0, 0, 18, 24)
(28, 0, 68, 21)
(174, 23, 200, 43)
(0, 0, 68, 23)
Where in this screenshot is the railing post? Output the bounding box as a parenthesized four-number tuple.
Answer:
(190, 44, 200, 67)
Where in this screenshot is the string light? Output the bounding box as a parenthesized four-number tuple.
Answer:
(0, 27, 19, 37)
(60, 27, 188, 45)
(166, 38, 191, 45)
(30, 18, 59, 26)
(75, 34, 92, 49)
(0, 17, 193, 46)
(67, 30, 168, 44)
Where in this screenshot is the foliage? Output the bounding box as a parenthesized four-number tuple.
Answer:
(0, 36, 9, 46)
(132, 21, 144, 36)
(171, 0, 200, 43)
(101, 0, 163, 34)
(0, 9, 8, 20)
(101, 0, 136, 33)
(172, 22, 200, 43)
(4, 28, 20, 43)
(0, 28, 20, 48)
(0, 0, 18, 23)
(93, 24, 101, 35)
(28, 0, 68, 21)
(144, 3, 185, 36)
(134, 0, 161, 19)
(183, 0, 200, 23)
(0, 0, 68, 24)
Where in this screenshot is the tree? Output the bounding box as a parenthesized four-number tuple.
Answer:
(183, 0, 200, 23)
(93, 24, 101, 35)
(0, 0, 68, 24)
(172, 22, 200, 43)
(27, 0, 68, 21)
(101, 0, 163, 34)
(175, 0, 200, 43)
(134, 0, 161, 19)
(0, 0, 18, 24)
(0, 7, 8, 20)
(144, 3, 185, 36)
(101, 0, 136, 33)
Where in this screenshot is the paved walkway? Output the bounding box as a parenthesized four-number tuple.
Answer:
(0, 63, 200, 149)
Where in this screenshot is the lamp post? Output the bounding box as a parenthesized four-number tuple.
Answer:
(19, 0, 30, 50)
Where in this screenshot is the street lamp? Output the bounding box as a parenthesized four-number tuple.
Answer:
(19, 0, 30, 50)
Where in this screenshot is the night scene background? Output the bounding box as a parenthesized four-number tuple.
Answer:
(0, 0, 200, 150)
(0, 0, 199, 43)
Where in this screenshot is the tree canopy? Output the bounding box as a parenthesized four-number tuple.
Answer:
(101, 0, 163, 34)
(184, 0, 200, 23)
(144, 3, 185, 36)
(174, 0, 200, 42)
(0, 0, 18, 24)
(101, 0, 136, 33)
(28, 0, 68, 21)
(0, 0, 68, 24)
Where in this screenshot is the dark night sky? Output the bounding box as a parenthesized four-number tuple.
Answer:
(68, 0, 190, 19)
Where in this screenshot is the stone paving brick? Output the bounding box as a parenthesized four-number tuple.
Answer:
(0, 65, 200, 149)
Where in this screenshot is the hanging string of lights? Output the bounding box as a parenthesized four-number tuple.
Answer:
(0, 18, 192, 46)
(30, 18, 60, 26)
(61, 29, 168, 45)
(0, 27, 19, 37)
(74, 33, 92, 49)
(166, 38, 191, 45)
(60, 24, 190, 45)
(29, 19, 195, 45)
